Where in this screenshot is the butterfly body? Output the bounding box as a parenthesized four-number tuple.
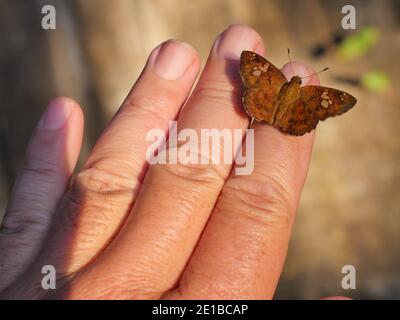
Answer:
(240, 51, 357, 136)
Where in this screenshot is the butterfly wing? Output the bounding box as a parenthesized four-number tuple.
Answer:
(240, 51, 287, 123)
(275, 86, 357, 136)
(300, 86, 357, 121)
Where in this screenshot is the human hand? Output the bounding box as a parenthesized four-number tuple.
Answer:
(0, 24, 319, 299)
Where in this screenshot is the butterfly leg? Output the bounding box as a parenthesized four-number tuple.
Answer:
(249, 117, 255, 128)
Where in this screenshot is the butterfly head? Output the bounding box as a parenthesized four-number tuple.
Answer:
(290, 75, 302, 86)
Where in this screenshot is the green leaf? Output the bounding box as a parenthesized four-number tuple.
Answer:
(338, 26, 380, 61)
(361, 71, 391, 92)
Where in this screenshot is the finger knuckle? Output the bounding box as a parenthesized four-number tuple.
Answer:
(222, 176, 294, 229)
(51, 167, 139, 250)
(0, 211, 49, 235)
(71, 166, 138, 196)
(64, 167, 138, 227)
(154, 161, 226, 186)
(194, 82, 241, 112)
(21, 159, 59, 178)
(123, 91, 177, 126)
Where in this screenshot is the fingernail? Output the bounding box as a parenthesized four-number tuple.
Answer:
(215, 24, 262, 59)
(152, 40, 195, 80)
(39, 98, 74, 130)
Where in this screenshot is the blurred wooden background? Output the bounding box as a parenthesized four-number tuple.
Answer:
(0, 0, 399, 299)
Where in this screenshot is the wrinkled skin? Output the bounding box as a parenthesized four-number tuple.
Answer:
(0, 24, 348, 300)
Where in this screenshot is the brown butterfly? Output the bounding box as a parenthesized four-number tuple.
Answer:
(240, 51, 357, 136)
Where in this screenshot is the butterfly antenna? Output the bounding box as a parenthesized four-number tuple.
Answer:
(287, 48, 295, 77)
(301, 67, 330, 80)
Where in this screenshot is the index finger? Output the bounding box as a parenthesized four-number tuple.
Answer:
(167, 62, 319, 299)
